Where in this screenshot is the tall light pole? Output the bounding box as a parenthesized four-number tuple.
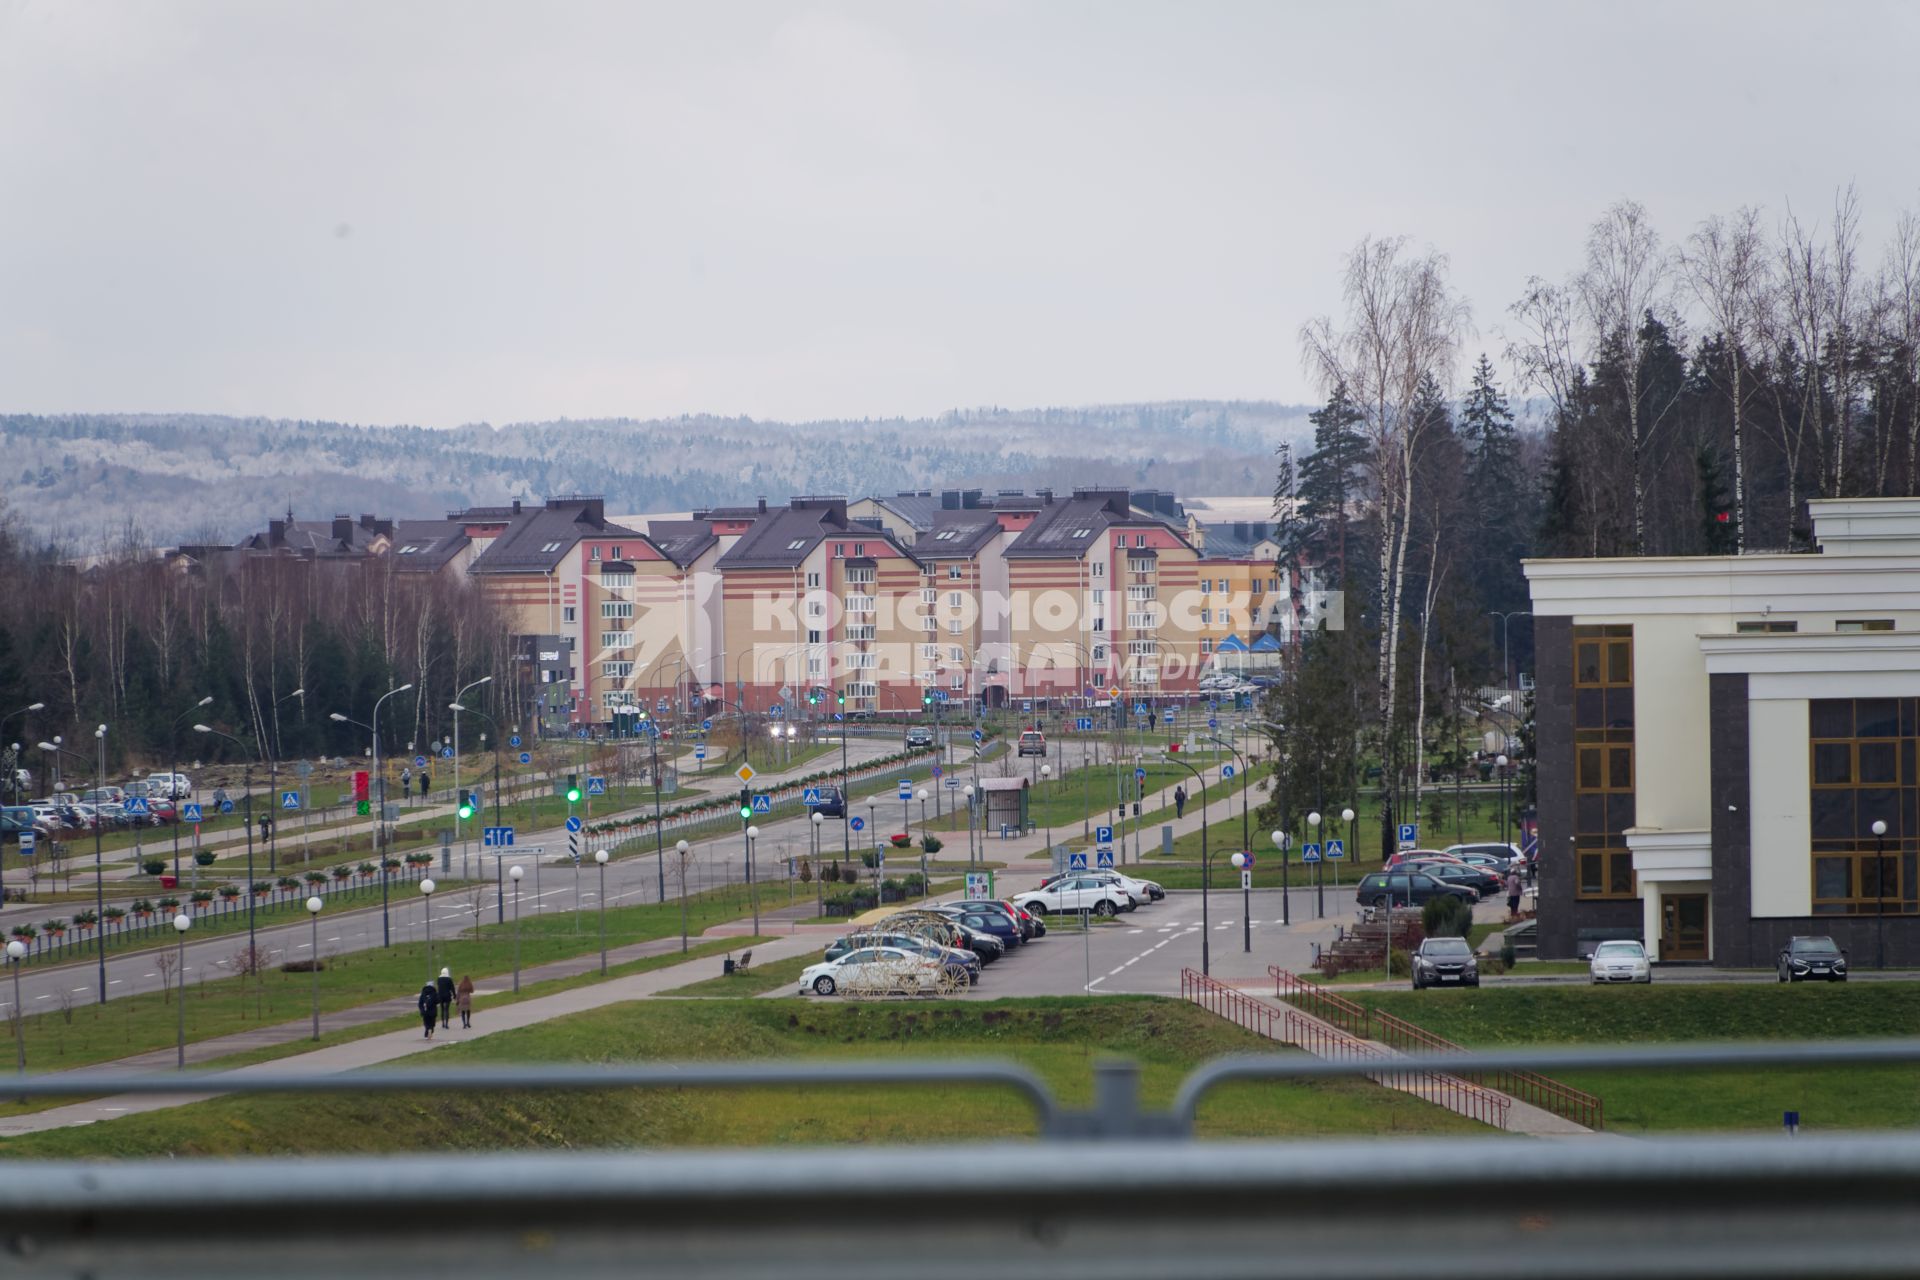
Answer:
(159, 698, 210, 882)
(1873, 819, 1888, 970)
(595, 848, 609, 974)
(0, 701, 42, 908)
(1497, 754, 1510, 847)
(674, 839, 690, 952)
(90, 724, 109, 1002)
(331, 682, 413, 947)
(745, 824, 760, 934)
(810, 812, 824, 916)
(508, 864, 524, 991)
(449, 701, 503, 830)
(172, 913, 191, 1068)
(264, 687, 304, 873)
(963, 784, 976, 865)
(305, 896, 323, 1040)
(194, 725, 259, 963)
(1230, 851, 1251, 952)
(1166, 755, 1211, 975)
(916, 788, 929, 899)
(420, 877, 438, 979)
(1271, 829, 1291, 927)
(1039, 766, 1052, 853)
(7, 938, 24, 1092)
(450, 676, 493, 857)
(1487, 610, 1533, 691)
(1341, 806, 1356, 894)
(1307, 810, 1324, 919)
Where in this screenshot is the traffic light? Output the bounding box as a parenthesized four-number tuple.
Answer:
(738, 786, 752, 820)
(457, 790, 476, 820)
(353, 770, 370, 817)
(566, 774, 581, 804)
(806, 690, 819, 706)
(836, 693, 845, 706)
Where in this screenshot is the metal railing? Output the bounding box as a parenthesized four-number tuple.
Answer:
(1179, 966, 1279, 1039)
(1283, 1009, 1511, 1130)
(1270, 966, 1602, 1130)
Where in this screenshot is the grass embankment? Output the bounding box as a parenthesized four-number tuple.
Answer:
(0, 997, 1484, 1156)
(660, 953, 815, 997)
(0, 881, 784, 1100)
(1344, 984, 1920, 1132)
(922, 755, 1231, 836)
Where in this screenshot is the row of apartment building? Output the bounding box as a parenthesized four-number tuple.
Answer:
(207, 488, 1298, 729)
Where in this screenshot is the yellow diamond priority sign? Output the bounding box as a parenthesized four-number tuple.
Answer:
(734, 763, 758, 785)
(1106, 685, 1122, 699)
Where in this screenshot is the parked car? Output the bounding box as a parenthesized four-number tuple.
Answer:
(1385, 849, 1460, 870)
(1355, 871, 1476, 910)
(798, 946, 949, 997)
(1406, 860, 1500, 898)
(931, 905, 1023, 951)
(1778, 936, 1848, 983)
(1443, 842, 1526, 872)
(823, 933, 979, 985)
(1039, 868, 1164, 904)
(952, 899, 1042, 941)
(1589, 939, 1652, 984)
(1013, 877, 1130, 917)
(810, 785, 847, 819)
(142, 773, 194, 800)
(80, 786, 126, 807)
(904, 729, 935, 750)
(1410, 937, 1480, 989)
(1017, 730, 1047, 757)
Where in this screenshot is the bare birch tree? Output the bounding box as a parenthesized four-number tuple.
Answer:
(1681, 206, 1769, 551)
(1301, 236, 1467, 858)
(1577, 199, 1672, 553)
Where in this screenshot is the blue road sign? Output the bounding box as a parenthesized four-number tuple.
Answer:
(124, 796, 150, 815)
(441, 746, 454, 759)
(1208, 717, 1219, 729)
(972, 729, 984, 743)
(577, 729, 590, 739)
(483, 826, 514, 847)
(694, 747, 707, 760)
(849, 816, 865, 833)
(181, 803, 203, 823)
(1133, 703, 1147, 716)
(280, 791, 301, 810)
(1068, 851, 1088, 871)
(219, 799, 235, 814)
(18, 830, 34, 858)
(751, 794, 772, 814)
(1164, 709, 1175, 723)
(1221, 763, 1236, 779)
(931, 764, 943, 778)
(657, 696, 670, 710)
(897, 779, 912, 800)
(565, 816, 583, 833)
(802, 787, 823, 806)
(1326, 838, 1346, 860)
(518, 751, 532, 765)
(1398, 822, 1418, 846)
(1209, 699, 1219, 710)
(1240, 852, 1256, 869)
(701, 718, 713, 732)
(1076, 717, 1092, 731)
(770, 703, 784, 718)
(934, 689, 949, 702)
(1135, 767, 1146, 782)
(1096, 848, 1114, 869)
(1302, 842, 1322, 863)
(586, 776, 607, 796)
(509, 735, 522, 748)
(414, 755, 427, 768)
(1096, 825, 1113, 844)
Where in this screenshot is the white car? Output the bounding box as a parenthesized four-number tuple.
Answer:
(798, 946, 951, 997)
(1012, 877, 1131, 918)
(1588, 939, 1652, 984)
(1048, 868, 1163, 906)
(142, 773, 194, 800)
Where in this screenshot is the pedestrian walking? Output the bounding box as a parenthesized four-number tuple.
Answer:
(436, 967, 455, 1028)
(416, 982, 439, 1039)
(1505, 868, 1523, 920)
(400, 766, 412, 793)
(419, 770, 431, 798)
(456, 974, 474, 1028)
(1174, 785, 1187, 819)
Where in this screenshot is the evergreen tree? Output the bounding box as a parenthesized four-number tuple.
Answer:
(1698, 445, 1737, 554)
(1291, 383, 1367, 588)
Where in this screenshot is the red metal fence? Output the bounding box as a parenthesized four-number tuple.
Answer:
(1180, 967, 1279, 1040)
(1269, 966, 1603, 1131)
(1280, 1010, 1512, 1130)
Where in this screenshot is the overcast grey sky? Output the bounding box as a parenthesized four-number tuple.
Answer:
(2, 1, 1916, 427)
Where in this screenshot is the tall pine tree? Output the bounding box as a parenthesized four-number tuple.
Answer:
(1292, 382, 1367, 589)
(1458, 354, 1531, 634)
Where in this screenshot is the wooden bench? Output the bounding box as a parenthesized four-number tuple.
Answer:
(735, 950, 753, 972)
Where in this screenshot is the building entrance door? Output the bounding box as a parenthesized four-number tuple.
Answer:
(1660, 893, 1710, 961)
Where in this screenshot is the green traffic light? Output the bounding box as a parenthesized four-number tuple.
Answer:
(739, 806, 752, 819)
(567, 788, 581, 803)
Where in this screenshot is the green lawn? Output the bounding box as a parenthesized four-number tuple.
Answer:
(0, 997, 1485, 1156)
(1344, 984, 1920, 1132)
(659, 952, 814, 997)
(920, 756, 1230, 836)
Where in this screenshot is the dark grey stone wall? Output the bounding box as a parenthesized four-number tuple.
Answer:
(1533, 616, 1577, 958)
(1709, 673, 1754, 965)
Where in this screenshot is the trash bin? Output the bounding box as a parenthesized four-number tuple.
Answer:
(723, 958, 736, 975)
(160, 875, 178, 890)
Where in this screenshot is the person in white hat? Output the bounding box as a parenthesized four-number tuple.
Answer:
(435, 967, 455, 1029)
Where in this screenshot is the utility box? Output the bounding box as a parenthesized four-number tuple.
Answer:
(1161, 825, 1174, 856)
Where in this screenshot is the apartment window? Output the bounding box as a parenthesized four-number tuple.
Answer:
(834, 544, 845, 557)
(1092, 644, 1107, 662)
(1269, 577, 1278, 593)
(923, 615, 937, 631)
(1837, 620, 1895, 632)
(1200, 579, 1211, 594)
(806, 571, 821, 588)
(948, 565, 963, 580)
(1200, 608, 1212, 625)
(921, 588, 937, 604)
(847, 566, 875, 585)
(602, 661, 634, 678)
(847, 624, 875, 641)
(1091, 562, 1105, 579)
(1115, 535, 1126, 547)
(1135, 535, 1146, 548)
(610, 546, 623, 560)
(788, 540, 810, 552)
(600, 601, 633, 620)
(921, 644, 939, 660)
(933, 529, 960, 542)
(540, 541, 565, 554)
(1200, 638, 1212, 655)
(600, 631, 633, 649)
(589, 545, 601, 561)
(854, 543, 865, 556)
(949, 619, 964, 634)
(948, 645, 964, 662)
(1126, 584, 1156, 601)
(950, 673, 966, 690)
(1128, 557, 1156, 574)
(1127, 639, 1158, 655)
(1573, 624, 1635, 900)
(1092, 588, 1106, 606)
(1130, 667, 1159, 685)
(562, 606, 576, 624)
(847, 682, 877, 699)
(849, 652, 877, 669)
(807, 629, 822, 644)
(807, 600, 825, 619)
(1093, 617, 1105, 632)
(948, 591, 963, 608)
(1736, 620, 1797, 634)
(1809, 697, 1919, 915)
(1127, 610, 1160, 630)
(806, 657, 823, 676)
(845, 594, 875, 614)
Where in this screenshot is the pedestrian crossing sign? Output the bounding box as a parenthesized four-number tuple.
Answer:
(1068, 851, 1088, 871)
(586, 776, 607, 796)
(1096, 848, 1114, 869)
(751, 794, 772, 814)
(1302, 842, 1322, 863)
(280, 791, 301, 810)
(182, 803, 203, 823)
(802, 787, 823, 805)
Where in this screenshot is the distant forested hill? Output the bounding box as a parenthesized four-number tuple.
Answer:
(0, 403, 1308, 548)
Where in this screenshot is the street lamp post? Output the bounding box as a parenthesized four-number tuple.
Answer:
(331, 682, 414, 948)
(963, 785, 976, 864)
(1487, 610, 1533, 691)
(305, 896, 323, 1040)
(1308, 810, 1324, 919)
(264, 686, 305, 873)
(745, 825, 760, 934)
(674, 839, 690, 953)
(166, 697, 210, 881)
(90, 724, 109, 1003)
(1230, 851, 1251, 952)
(7, 938, 24, 1092)
(595, 848, 609, 974)
(450, 677, 493, 863)
(420, 878, 437, 979)
(508, 865, 524, 991)
(194, 725, 260, 966)
(1497, 754, 1511, 847)
(1341, 806, 1356, 896)
(1166, 756, 1212, 975)
(1039, 766, 1052, 854)
(172, 913, 191, 1069)
(811, 812, 824, 915)
(1271, 830, 1291, 927)
(1873, 819, 1889, 970)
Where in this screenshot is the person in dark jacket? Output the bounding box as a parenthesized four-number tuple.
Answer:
(1174, 785, 1187, 819)
(416, 983, 438, 1039)
(456, 975, 475, 1028)
(435, 967, 455, 1028)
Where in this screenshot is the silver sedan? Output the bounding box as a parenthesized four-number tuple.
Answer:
(1588, 939, 1652, 984)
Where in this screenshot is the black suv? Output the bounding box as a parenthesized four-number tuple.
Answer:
(811, 786, 846, 818)
(905, 729, 935, 750)
(1355, 871, 1476, 909)
(1411, 937, 1480, 988)
(1778, 936, 1848, 983)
